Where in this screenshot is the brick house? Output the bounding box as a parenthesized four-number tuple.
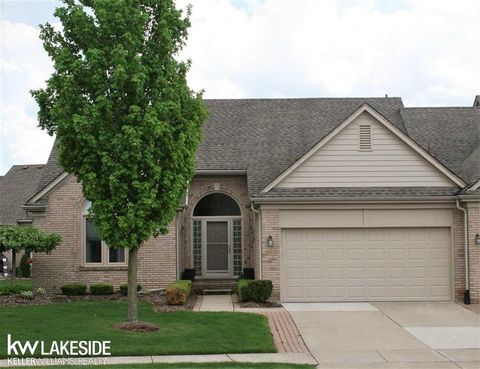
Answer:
(10, 97, 480, 303)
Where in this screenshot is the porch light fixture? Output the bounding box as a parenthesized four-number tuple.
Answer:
(475, 233, 480, 246)
(267, 235, 274, 247)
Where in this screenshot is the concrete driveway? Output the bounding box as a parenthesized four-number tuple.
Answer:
(284, 302, 480, 369)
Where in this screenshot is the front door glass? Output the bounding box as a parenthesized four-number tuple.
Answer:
(206, 221, 229, 272)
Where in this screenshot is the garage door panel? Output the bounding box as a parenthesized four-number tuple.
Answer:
(282, 227, 451, 302)
(307, 267, 323, 279)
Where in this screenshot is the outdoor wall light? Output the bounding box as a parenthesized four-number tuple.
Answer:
(267, 235, 274, 247)
(475, 233, 480, 246)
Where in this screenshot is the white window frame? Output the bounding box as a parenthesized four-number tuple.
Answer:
(82, 202, 127, 267)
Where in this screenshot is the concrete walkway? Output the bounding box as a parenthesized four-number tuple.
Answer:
(0, 353, 317, 367)
(198, 294, 234, 311)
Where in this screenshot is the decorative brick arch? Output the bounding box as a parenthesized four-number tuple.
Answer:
(187, 188, 245, 219)
(180, 176, 251, 276)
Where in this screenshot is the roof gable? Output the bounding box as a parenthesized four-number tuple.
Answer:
(262, 104, 466, 192)
(0, 165, 45, 224)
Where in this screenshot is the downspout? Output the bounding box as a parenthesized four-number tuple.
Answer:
(175, 211, 179, 280)
(456, 199, 470, 304)
(251, 202, 262, 279)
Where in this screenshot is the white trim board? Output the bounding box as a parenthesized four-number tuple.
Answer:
(29, 172, 70, 203)
(467, 178, 480, 192)
(261, 104, 466, 192)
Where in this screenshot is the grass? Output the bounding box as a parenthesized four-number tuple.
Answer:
(0, 278, 32, 290)
(8, 364, 314, 369)
(0, 301, 275, 358)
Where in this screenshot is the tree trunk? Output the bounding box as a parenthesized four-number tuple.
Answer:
(127, 248, 138, 322)
(10, 250, 16, 287)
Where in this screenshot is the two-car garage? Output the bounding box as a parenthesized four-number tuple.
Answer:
(280, 208, 453, 302)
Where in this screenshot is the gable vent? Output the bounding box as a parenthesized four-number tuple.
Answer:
(358, 124, 372, 151)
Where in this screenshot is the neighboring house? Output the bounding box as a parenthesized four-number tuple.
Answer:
(16, 96, 480, 303)
(0, 164, 45, 271)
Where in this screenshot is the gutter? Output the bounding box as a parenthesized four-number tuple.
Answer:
(175, 211, 179, 280)
(195, 169, 247, 176)
(250, 202, 262, 279)
(21, 203, 47, 212)
(456, 199, 470, 304)
(251, 196, 459, 203)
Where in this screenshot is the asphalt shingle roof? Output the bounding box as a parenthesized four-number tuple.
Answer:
(0, 165, 45, 224)
(29, 97, 480, 200)
(400, 107, 480, 184)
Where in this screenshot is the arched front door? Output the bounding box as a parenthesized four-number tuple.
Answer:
(192, 193, 242, 278)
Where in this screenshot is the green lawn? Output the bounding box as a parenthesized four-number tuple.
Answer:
(10, 364, 314, 369)
(0, 301, 275, 358)
(0, 278, 31, 290)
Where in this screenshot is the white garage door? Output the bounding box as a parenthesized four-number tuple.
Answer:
(282, 227, 451, 302)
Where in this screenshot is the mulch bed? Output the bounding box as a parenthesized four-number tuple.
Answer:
(0, 290, 197, 311)
(113, 321, 159, 333)
(232, 294, 282, 308)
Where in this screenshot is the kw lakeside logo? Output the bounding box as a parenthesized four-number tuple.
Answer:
(7, 335, 111, 356)
(6, 334, 111, 366)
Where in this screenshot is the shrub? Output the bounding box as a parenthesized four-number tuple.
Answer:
(119, 284, 142, 296)
(36, 287, 46, 295)
(90, 283, 114, 295)
(238, 279, 273, 303)
(61, 283, 87, 296)
(165, 280, 192, 305)
(20, 290, 34, 300)
(0, 285, 25, 295)
(0, 283, 31, 295)
(19, 253, 31, 278)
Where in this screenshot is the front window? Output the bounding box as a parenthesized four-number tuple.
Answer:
(85, 218, 102, 263)
(83, 202, 126, 266)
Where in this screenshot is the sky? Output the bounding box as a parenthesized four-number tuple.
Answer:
(1, 0, 479, 175)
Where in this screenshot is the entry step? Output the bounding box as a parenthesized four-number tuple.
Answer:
(202, 288, 232, 295)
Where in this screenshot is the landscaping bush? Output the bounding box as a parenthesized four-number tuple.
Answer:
(19, 253, 31, 278)
(90, 283, 114, 295)
(119, 284, 142, 296)
(0, 285, 27, 296)
(165, 280, 192, 305)
(238, 279, 273, 303)
(61, 283, 87, 296)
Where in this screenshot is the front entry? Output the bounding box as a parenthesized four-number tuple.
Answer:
(192, 193, 243, 279)
(206, 220, 230, 277)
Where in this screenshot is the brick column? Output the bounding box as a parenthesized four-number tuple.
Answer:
(260, 209, 281, 301)
(452, 209, 466, 301)
(467, 202, 480, 303)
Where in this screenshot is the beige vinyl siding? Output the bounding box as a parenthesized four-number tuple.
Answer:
(276, 112, 456, 188)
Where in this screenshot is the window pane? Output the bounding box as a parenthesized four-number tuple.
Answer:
(109, 248, 125, 263)
(193, 193, 241, 216)
(85, 218, 102, 263)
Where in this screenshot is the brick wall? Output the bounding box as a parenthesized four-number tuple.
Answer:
(453, 209, 466, 301)
(32, 175, 177, 292)
(259, 209, 280, 300)
(467, 202, 480, 303)
(181, 175, 252, 273)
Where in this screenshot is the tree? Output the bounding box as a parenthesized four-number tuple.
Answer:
(31, 0, 207, 322)
(0, 225, 61, 286)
